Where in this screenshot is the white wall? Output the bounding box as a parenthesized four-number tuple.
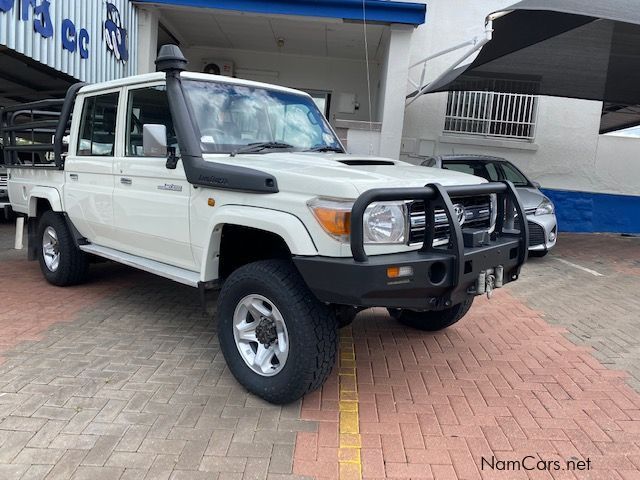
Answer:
(592, 135, 640, 196)
(183, 46, 381, 126)
(399, 0, 639, 197)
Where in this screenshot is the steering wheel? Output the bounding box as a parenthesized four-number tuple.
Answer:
(200, 128, 227, 144)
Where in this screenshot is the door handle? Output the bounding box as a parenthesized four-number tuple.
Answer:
(120, 177, 132, 185)
(69, 174, 78, 180)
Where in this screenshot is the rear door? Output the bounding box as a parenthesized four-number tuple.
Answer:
(112, 83, 195, 270)
(64, 90, 120, 246)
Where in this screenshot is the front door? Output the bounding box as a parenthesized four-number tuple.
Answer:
(112, 83, 195, 270)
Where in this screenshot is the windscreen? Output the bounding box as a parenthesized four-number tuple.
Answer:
(500, 162, 530, 187)
(443, 160, 530, 187)
(183, 80, 342, 154)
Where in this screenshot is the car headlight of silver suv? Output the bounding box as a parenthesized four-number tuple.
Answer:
(308, 198, 407, 244)
(535, 199, 555, 216)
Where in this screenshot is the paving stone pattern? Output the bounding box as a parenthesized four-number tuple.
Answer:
(2, 222, 640, 479)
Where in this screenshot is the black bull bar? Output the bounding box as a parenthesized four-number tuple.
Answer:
(294, 181, 529, 310)
(350, 181, 529, 301)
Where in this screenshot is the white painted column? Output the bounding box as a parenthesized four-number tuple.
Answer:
(378, 24, 414, 159)
(137, 8, 159, 74)
(14, 216, 24, 250)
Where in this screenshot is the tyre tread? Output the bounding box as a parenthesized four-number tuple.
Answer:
(217, 260, 337, 404)
(37, 211, 89, 286)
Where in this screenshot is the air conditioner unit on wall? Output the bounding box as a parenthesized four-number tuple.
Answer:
(202, 60, 234, 77)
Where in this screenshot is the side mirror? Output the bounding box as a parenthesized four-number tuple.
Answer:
(143, 124, 167, 157)
(532, 181, 541, 189)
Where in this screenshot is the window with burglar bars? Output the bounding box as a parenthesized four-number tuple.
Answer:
(444, 91, 539, 141)
(443, 77, 540, 141)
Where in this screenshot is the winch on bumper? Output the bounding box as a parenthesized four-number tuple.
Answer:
(294, 181, 529, 311)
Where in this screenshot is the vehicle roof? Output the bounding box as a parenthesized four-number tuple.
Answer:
(436, 154, 507, 162)
(78, 71, 312, 98)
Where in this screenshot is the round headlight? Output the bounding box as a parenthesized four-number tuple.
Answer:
(363, 202, 406, 244)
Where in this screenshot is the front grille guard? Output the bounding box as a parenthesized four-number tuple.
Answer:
(350, 181, 529, 293)
(408, 195, 494, 245)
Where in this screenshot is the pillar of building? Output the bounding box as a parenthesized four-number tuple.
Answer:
(136, 7, 159, 74)
(378, 24, 414, 159)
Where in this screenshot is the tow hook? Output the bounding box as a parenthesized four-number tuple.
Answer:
(477, 266, 504, 299)
(485, 274, 495, 298)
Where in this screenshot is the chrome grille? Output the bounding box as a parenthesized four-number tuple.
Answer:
(408, 195, 493, 245)
(0, 173, 7, 188)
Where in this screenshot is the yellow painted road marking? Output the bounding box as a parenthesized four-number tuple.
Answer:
(338, 327, 362, 480)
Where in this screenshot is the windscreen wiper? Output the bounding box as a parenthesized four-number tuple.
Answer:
(306, 145, 344, 153)
(231, 142, 294, 157)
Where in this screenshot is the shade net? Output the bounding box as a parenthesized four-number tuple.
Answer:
(411, 0, 640, 133)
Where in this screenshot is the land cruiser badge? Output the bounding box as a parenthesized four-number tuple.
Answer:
(158, 183, 182, 192)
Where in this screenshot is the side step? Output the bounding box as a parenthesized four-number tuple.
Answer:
(79, 244, 201, 287)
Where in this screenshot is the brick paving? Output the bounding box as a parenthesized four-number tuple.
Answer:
(510, 234, 640, 390)
(1, 220, 640, 479)
(0, 221, 312, 480)
(299, 295, 640, 479)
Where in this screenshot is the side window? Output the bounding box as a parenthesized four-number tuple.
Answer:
(77, 92, 119, 156)
(126, 86, 177, 156)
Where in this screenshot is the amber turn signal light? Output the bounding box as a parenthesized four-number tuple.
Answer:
(387, 266, 414, 279)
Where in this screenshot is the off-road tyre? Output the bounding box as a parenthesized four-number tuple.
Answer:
(217, 259, 338, 404)
(37, 211, 89, 286)
(389, 295, 474, 332)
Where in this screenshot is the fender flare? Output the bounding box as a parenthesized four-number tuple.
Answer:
(200, 205, 317, 282)
(27, 187, 63, 217)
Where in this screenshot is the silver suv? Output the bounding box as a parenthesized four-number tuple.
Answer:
(423, 155, 557, 257)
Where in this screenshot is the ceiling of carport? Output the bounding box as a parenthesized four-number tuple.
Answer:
(157, 7, 388, 60)
(0, 48, 74, 108)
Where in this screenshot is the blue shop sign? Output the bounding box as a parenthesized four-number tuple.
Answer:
(0, 0, 128, 62)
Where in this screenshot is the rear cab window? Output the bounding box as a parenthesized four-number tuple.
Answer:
(77, 92, 120, 156)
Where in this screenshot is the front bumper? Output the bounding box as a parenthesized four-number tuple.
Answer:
(294, 236, 522, 310)
(295, 181, 529, 311)
(527, 213, 557, 252)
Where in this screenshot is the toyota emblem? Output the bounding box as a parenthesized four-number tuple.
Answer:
(453, 204, 466, 226)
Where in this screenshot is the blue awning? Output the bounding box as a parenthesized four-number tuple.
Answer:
(133, 0, 426, 26)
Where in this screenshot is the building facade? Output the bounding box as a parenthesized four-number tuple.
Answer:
(401, 0, 639, 234)
(0, 0, 137, 105)
(1, 0, 637, 233)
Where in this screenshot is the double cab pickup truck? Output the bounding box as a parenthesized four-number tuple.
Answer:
(2, 46, 528, 404)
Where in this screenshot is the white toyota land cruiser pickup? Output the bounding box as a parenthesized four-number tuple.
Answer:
(2, 46, 528, 404)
